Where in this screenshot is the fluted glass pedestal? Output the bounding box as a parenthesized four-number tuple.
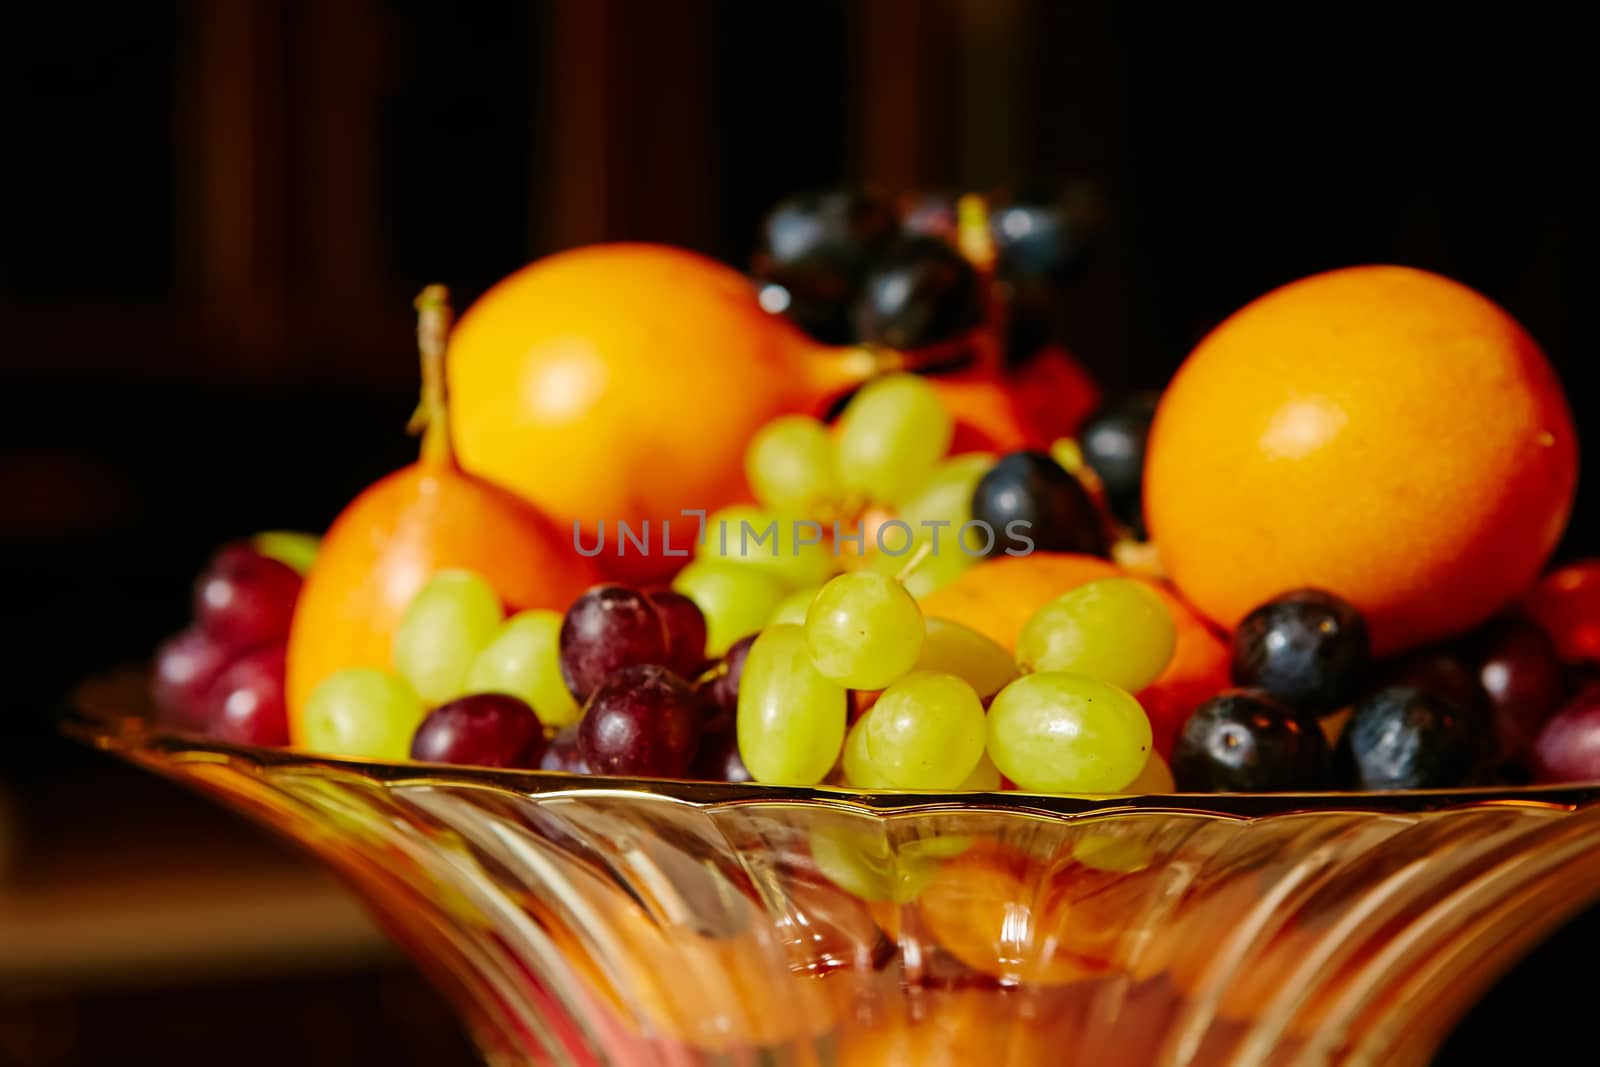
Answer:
(71, 676, 1600, 1066)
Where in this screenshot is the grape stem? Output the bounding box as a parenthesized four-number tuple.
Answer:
(893, 540, 934, 585)
(410, 284, 456, 469)
(953, 192, 1007, 374)
(693, 661, 726, 687)
(956, 194, 997, 274)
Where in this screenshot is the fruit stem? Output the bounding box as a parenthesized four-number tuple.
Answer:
(954, 192, 1011, 372)
(956, 194, 997, 275)
(893, 540, 934, 585)
(810, 345, 889, 393)
(410, 284, 456, 469)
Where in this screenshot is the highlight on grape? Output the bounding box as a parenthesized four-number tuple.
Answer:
(570, 511, 1035, 560)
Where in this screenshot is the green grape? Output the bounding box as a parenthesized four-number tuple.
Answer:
(465, 610, 579, 728)
(768, 584, 821, 627)
(866, 534, 973, 598)
(392, 570, 504, 705)
(1072, 833, 1155, 873)
(745, 414, 840, 515)
(859, 671, 986, 789)
(960, 752, 1002, 790)
(696, 504, 833, 587)
(251, 530, 321, 575)
(1016, 578, 1176, 692)
(876, 452, 994, 598)
(896, 452, 995, 530)
(842, 712, 893, 788)
(672, 559, 789, 656)
(809, 825, 953, 903)
(809, 825, 894, 900)
(915, 617, 1018, 698)
(835, 373, 954, 504)
(804, 571, 925, 689)
(302, 668, 425, 760)
(736, 624, 847, 785)
(903, 545, 972, 598)
(986, 672, 1152, 793)
(913, 836, 976, 863)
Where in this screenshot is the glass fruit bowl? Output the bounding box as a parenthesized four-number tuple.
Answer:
(71, 674, 1600, 1067)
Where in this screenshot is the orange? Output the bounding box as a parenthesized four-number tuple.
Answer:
(1145, 265, 1576, 655)
(447, 244, 872, 582)
(836, 986, 1062, 1067)
(921, 553, 1230, 754)
(445, 244, 1105, 583)
(284, 463, 597, 729)
(912, 842, 1115, 985)
(285, 287, 598, 731)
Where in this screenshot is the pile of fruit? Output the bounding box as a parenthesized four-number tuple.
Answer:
(150, 187, 1600, 794)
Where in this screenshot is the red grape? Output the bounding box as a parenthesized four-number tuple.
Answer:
(541, 725, 590, 774)
(691, 730, 752, 783)
(648, 589, 709, 678)
(410, 693, 546, 769)
(205, 643, 289, 746)
(1533, 685, 1600, 783)
(152, 627, 235, 729)
(194, 544, 302, 650)
(1475, 616, 1566, 760)
(695, 633, 755, 736)
(559, 585, 668, 702)
(578, 664, 701, 777)
(1524, 561, 1600, 663)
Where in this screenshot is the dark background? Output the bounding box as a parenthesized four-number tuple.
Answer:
(1, 2, 1594, 1063)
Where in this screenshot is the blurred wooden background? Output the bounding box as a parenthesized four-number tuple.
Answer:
(0, 2, 1594, 1064)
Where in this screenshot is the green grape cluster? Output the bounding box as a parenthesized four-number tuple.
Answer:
(736, 554, 1177, 798)
(302, 568, 583, 761)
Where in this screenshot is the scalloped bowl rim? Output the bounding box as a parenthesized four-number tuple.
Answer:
(67, 671, 1600, 817)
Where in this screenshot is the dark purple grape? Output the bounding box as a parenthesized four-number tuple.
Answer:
(1231, 589, 1372, 716)
(1532, 684, 1600, 783)
(989, 199, 1090, 286)
(691, 730, 752, 784)
(648, 589, 709, 679)
(969, 451, 1107, 558)
(1337, 686, 1486, 790)
(558, 584, 668, 703)
(1472, 616, 1567, 760)
(578, 665, 702, 778)
(695, 633, 756, 736)
(1172, 690, 1331, 792)
(205, 644, 289, 746)
(193, 543, 302, 650)
(853, 236, 985, 351)
(752, 189, 898, 344)
(1078, 393, 1158, 536)
(152, 627, 236, 729)
(410, 693, 546, 769)
(1386, 648, 1489, 721)
(541, 725, 590, 774)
